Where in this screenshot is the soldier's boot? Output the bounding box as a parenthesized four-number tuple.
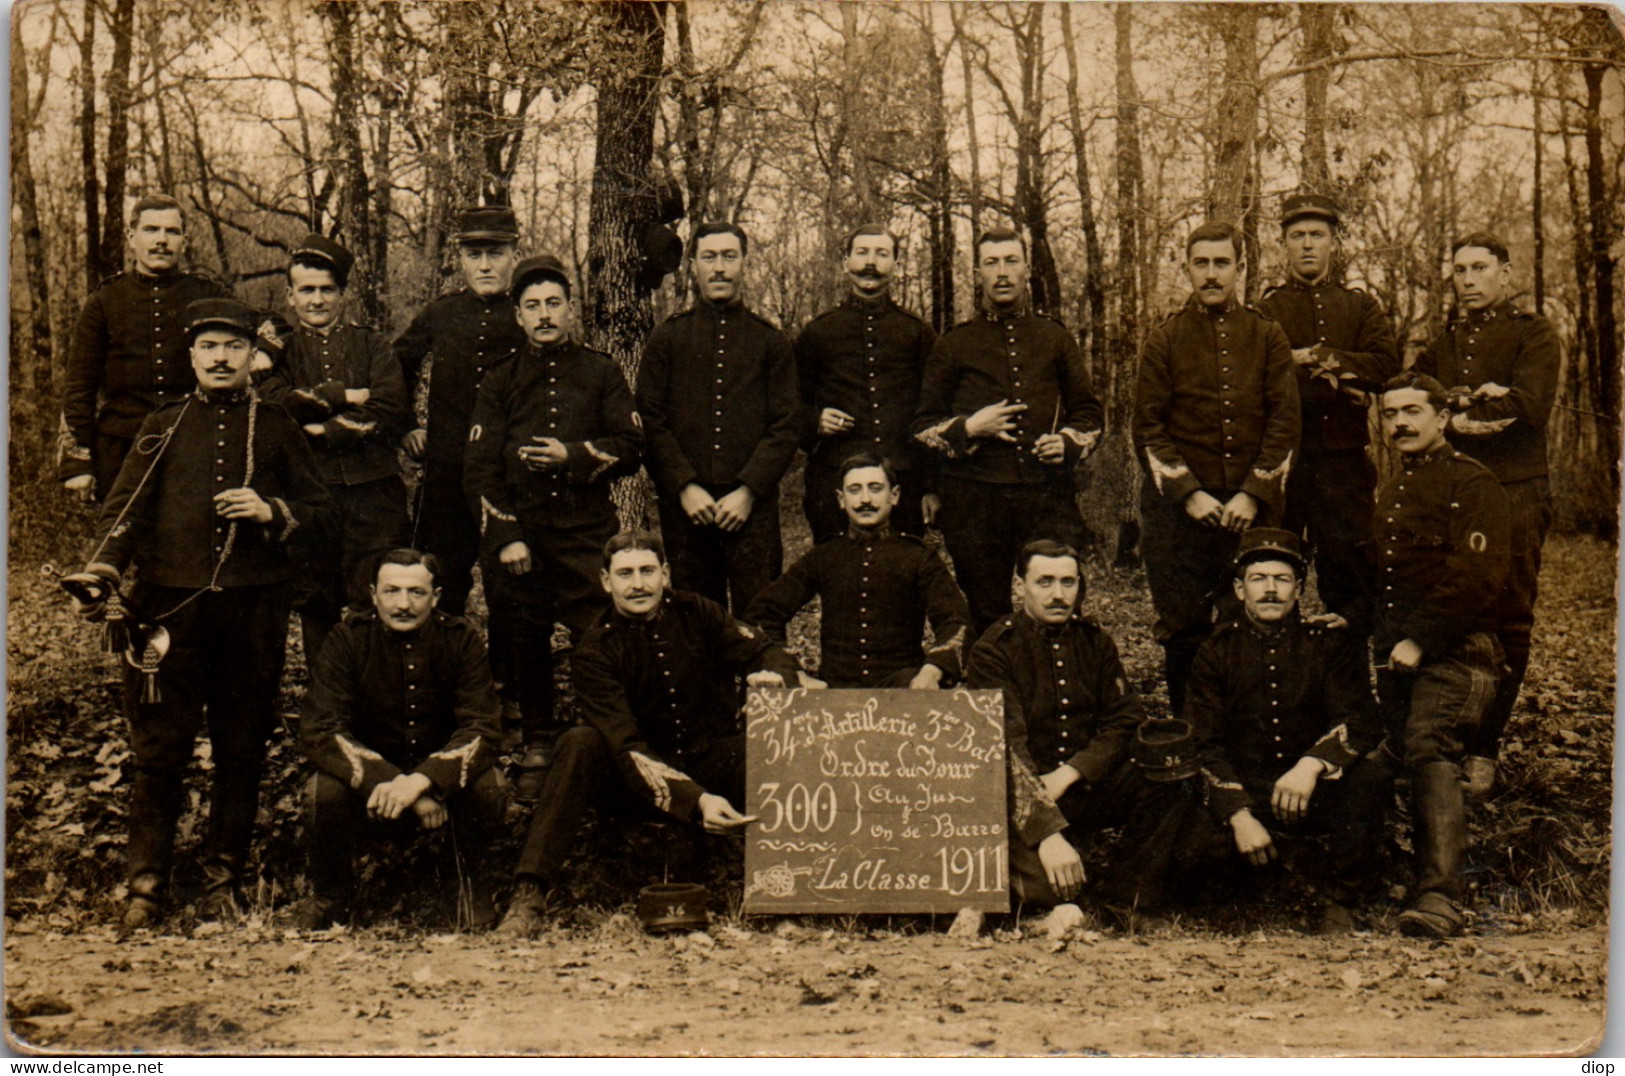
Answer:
(198, 762, 264, 921)
(122, 769, 184, 930)
(1399, 761, 1467, 938)
(495, 878, 549, 939)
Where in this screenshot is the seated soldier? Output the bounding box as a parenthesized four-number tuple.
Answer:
(1181, 528, 1388, 934)
(966, 540, 1195, 923)
(496, 532, 803, 937)
(295, 549, 505, 930)
(745, 453, 969, 689)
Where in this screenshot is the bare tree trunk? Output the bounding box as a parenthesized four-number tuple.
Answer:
(1531, 60, 1545, 315)
(183, 98, 231, 279)
(951, 6, 984, 243)
(1299, 3, 1335, 190)
(922, 4, 956, 331)
(79, 0, 102, 287)
(1581, 52, 1619, 532)
(1060, 3, 1106, 380)
(1015, 6, 1060, 312)
(324, 0, 381, 323)
(1206, 6, 1260, 299)
(12, 15, 53, 402)
(585, 0, 666, 527)
(98, 0, 138, 276)
(1112, 2, 1145, 430)
(371, 3, 402, 324)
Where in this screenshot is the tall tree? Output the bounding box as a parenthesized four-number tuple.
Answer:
(1059, 3, 1107, 378)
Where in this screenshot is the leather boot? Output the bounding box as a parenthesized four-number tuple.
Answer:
(125, 768, 184, 907)
(1399, 761, 1466, 937)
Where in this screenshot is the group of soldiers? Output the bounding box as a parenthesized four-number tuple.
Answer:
(61, 189, 1555, 940)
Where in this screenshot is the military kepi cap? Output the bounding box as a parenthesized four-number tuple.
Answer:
(184, 297, 260, 338)
(1233, 527, 1307, 574)
(453, 205, 520, 243)
(1280, 192, 1341, 228)
(291, 233, 355, 281)
(512, 253, 572, 297)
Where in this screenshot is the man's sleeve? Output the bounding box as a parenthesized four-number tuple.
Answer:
(1400, 468, 1512, 656)
(714, 599, 803, 684)
(1240, 320, 1301, 511)
(793, 324, 823, 450)
(634, 322, 699, 497)
(1185, 638, 1251, 821)
(91, 411, 166, 572)
(1132, 323, 1202, 505)
(463, 369, 523, 555)
(912, 334, 979, 459)
(742, 549, 821, 647)
(965, 637, 1067, 848)
(300, 628, 405, 796)
(737, 327, 801, 497)
(911, 322, 944, 495)
(413, 627, 501, 794)
(1057, 329, 1105, 466)
(262, 412, 338, 548)
(1450, 317, 1560, 439)
(317, 331, 413, 448)
(60, 292, 109, 481)
(563, 362, 643, 485)
(1325, 293, 1401, 391)
(393, 306, 434, 409)
(919, 550, 971, 682)
(1305, 630, 1379, 772)
(1066, 632, 1142, 782)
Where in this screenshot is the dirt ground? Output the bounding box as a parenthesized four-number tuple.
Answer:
(3, 914, 1605, 1057)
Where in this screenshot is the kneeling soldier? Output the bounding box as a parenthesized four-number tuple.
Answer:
(967, 540, 1193, 920)
(1371, 372, 1509, 937)
(296, 549, 504, 930)
(746, 453, 969, 689)
(496, 532, 802, 936)
(1183, 528, 1386, 934)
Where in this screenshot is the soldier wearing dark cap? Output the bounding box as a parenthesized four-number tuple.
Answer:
(1133, 220, 1300, 714)
(61, 193, 233, 502)
(1258, 194, 1400, 638)
(966, 540, 1193, 918)
(634, 222, 800, 612)
(746, 454, 969, 689)
(463, 255, 643, 799)
(912, 228, 1103, 636)
(496, 532, 802, 936)
(1414, 233, 1559, 797)
(74, 298, 335, 928)
(394, 206, 528, 618)
(260, 234, 412, 664)
(294, 549, 505, 931)
(1181, 528, 1386, 934)
(795, 225, 938, 543)
(1370, 371, 1510, 937)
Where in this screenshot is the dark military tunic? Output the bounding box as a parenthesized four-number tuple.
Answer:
(1372, 445, 1510, 656)
(301, 609, 500, 798)
(395, 289, 529, 466)
(745, 528, 970, 686)
(1185, 613, 1378, 821)
(60, 269, 233, 487)
(913, 309, 1103, 484)
(1133, 296, 1300, 510)
(1414, 299, 1559, 484)
(571, 590, 801, 820)
(463, 340, 643, 543)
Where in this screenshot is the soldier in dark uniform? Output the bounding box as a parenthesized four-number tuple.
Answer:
(61, 193, 233, 502)
(495, 532, 802, 937)
(1181, 528, 1386, 934)
(260, 234, 412, 665)
(1371, 372, 1510, 937)
(795, 225, 938, 543)
(394, 206, 528, 618)
(635, 222, 800, 612)
(912, 227, 1103, 636)
(295, 549, 505, 930)
(746, 453, 969, 689)
(463, 255, 643, 799)
(966, 540, 1193, 918)
(1414, 233, 1559, 797)
(1258, 194, 1400, 637)
(74, 298, 335, 928)
(1133, 220, 1300, 714)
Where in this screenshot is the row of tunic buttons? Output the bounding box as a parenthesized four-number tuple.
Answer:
(214, 408, 232, 556)
(863, 313, 883, 435)
(1218, 316, 1236, 459)
(151, 282, 179, 394)
(404, 640, 424, 748)
(1265, 639, 1284, 756)
(1053, 640, 1073, 750)
(713, 320, 728, 451)
(858, 551, 873, 679)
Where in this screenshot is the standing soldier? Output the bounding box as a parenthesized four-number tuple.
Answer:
(1371, 371, 1509, 937)
(261, 234, 412, 665)
(394, 207, 527, 620)
(1258, 194, 1399, 637)
(912, 227, 1104, 636)
(795, 224, 938, 543)
(1133, 220, 1300, 714)
(1414, 233, 1559, 796)
(71, 298, 335, 928)
(635, 223, 800, 612)
(60, 193, 232, 502)
(463, 255, 643, 800)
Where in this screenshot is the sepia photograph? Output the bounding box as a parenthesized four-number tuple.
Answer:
(4, 0, 1620, 1057)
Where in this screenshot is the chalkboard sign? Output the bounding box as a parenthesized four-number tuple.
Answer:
(742, 688, 1010, 915)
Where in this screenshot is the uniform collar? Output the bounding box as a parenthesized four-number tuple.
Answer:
(1463, 298, 1512, 326)
(842, 290, 893, 312)
(525, 339, 573, 361)
(1017, 607, 1078, 637)
(193, 386, 254, 406)
(297, 321, 339, 339)
(1184, 293, 1240, 316)
(1400, 443, 1454, 470)
(132, 267, 183, 286)
(1284, 273, 1336, 293)
(1243, 606, 1301, 639)
(845, 521, 895, 543)
(697, 294, 745, 317)
(980, 299, 1030, 323)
